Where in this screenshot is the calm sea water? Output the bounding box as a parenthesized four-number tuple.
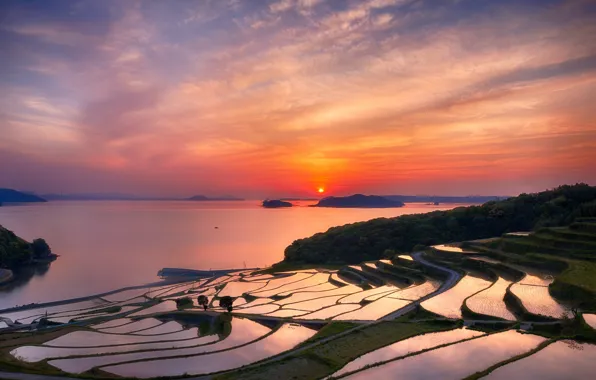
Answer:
(0, 201, 464, 309)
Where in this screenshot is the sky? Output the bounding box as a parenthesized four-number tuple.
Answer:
(1, 0, 595, 198)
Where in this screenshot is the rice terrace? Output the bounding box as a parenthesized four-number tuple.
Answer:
(1, 185, 596, 379)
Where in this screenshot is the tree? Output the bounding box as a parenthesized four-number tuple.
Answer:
(175, 297, 193, 309)
(197, 295, 209, 311)
(219, 296, 234, 312)
(31, 238, 51, 258)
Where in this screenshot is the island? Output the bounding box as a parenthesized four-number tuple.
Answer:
(0, 225, 55, 285)
(262, 199, 293, 208)
(0, 189, 47, 203)
(313, 194, 405, 208)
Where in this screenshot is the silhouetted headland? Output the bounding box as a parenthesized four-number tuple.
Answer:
(0, 189, 47, 203)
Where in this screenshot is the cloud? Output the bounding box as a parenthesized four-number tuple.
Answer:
(1, 0, 595, 197)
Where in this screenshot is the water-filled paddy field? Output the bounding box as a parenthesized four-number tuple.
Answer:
(0, 252, 582, 379)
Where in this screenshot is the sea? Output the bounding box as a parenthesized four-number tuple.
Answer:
(0, 200, 466, 310)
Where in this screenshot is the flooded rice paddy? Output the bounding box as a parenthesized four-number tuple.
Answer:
(2, 254, 577, 378)
(584, 313, 596, 329)
(466, 277, 516, 320)
(483, 340, 596, 380)
(101, 323, 316, 377)
(510, 283, 569, 318)
(421, 275, 492, 318)
(344, 330, 546, 379)
(332, 328, 484, 377)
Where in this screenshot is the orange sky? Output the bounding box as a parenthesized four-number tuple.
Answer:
(1, 0, 595, 198)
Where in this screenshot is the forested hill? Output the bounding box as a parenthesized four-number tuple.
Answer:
(0, 225, 54, 270)
(284, 184, 596, 264)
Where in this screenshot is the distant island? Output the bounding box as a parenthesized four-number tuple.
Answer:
(187, 195, 244, 201)
(0, 189, 47, 203)
(313, 194, 405, 208)
(40, 193, 244, 201)
(0, 225, 56, 284)
(262, 199, 293, 208)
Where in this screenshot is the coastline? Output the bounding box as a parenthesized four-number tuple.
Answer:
(0, 268, 14, 285)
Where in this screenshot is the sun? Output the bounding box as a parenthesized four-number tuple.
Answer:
(318, 187, 325, 193)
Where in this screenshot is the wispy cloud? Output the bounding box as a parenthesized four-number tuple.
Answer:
(0, 0, 595, 197)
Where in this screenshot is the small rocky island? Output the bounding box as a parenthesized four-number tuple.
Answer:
(262, 199, 293, 208)
(313, 194, 405, 208)
(0, 225, 56, 285)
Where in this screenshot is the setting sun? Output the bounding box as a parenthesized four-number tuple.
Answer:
(318, 187, 325, 193)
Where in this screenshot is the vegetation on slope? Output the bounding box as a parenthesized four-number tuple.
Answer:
(284, 184, 596, 264)
(0, 225, 54, 270)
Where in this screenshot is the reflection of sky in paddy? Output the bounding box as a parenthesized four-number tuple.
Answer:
(295, 304, 361, 320)
(432, 244, 464, 252)
(128, 300, 178, 317)
(467, 277, 516, 320)
(510, 284, 568, 318)
(282, 295, 346, 311)
(92, 318, 161, 334)
(277, 282, 338, 296)
(277, 285, 360, 305)
(519, 273, 553, 286)
(102, 323, 316, 378)
(484, 340, 596, 380)
(389, 281, 440, 301)
(11, 332, 218, 363)
(44, 326, 199, 347)
(339, 285, 398, 304)
(333, 328, 483, 377)
(421, 276, 491, 318)
(249, 273, 326, 297)
(584, 314, 596, 329)
(217, 281, 268, 297)
(46, 317, 268, 373)
(233, 303, 280, 314)
(345, 330, 546, 380)
(266, 309, 309, 318)
(331, 273, 351, 285)
(0, 298, 109, 323)
(335, 297, 411, 321)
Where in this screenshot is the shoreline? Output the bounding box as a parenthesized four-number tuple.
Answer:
(0, 268, 14, 286)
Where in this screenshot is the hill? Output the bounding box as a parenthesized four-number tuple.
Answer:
(0, 225, 55, 271)
(0, 189, 46, 203)
(313, 194, 404, 208)
(284, 184, 596, 264)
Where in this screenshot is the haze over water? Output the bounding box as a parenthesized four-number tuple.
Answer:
(0, 201, 463, 309)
